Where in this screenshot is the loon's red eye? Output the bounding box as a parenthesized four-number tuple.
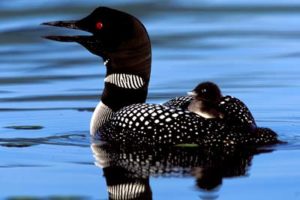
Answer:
(96, 22, 103, 30)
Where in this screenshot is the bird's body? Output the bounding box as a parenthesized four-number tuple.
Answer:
(43, 7, 280, 147)
(188, 99, 223, 119)
(187, 82, 224, 119)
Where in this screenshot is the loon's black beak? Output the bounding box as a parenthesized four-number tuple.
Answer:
(42, 20, 104, 57)
(42, 20, 90, 42)
(42, 20, 79, 30)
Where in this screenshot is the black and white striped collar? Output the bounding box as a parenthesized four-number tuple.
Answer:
(104, 73, 144, 89)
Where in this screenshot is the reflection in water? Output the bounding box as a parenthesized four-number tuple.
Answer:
(0, 133, 87, 148)
(91, 141, 273, 200)
(4, 125, 44, 130)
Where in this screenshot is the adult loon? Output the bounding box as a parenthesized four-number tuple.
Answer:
(43, 7, 279, 147)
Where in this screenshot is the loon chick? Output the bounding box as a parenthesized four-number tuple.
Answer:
(188, 82, 224, 119)
(43, 7, 279, 146)
(187, 82, 256, 131)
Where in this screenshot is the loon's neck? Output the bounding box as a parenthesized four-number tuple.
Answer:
(101, 37, 152, 111)
(90, 33, 151, 135)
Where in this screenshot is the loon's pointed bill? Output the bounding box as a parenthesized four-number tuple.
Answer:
(42, 20, 92, 42)
(42, 18, 106, 56)
(43, 35, 93, 43)
(42, 20, 80, 29)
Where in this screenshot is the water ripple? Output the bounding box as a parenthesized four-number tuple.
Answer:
(4, 125, 44, 130)
(0, 74, 103, 85)
(0, 133, 88, 148)
(0, 94, 99, 102)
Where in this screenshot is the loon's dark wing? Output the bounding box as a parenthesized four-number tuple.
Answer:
(162, 96, 192, 109)
(100, 103, 226, 146)
(163, 95, 257, 131)
(219, 96, 257, 131)
(99, 102, 279, 146)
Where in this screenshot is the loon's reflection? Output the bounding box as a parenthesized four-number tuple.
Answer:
(91, 142, 273, 200)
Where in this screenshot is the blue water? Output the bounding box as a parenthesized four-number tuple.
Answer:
(1, 0, 300, 199)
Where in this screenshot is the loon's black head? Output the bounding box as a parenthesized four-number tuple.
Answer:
(43, 7, 152, 111)
(189, 82, 222, 104)
(42, 7, 150, 60)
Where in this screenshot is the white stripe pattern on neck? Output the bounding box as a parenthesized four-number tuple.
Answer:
(104, 73, 144, 89)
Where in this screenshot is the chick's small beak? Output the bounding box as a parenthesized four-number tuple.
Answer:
(187, 91, 197, 97)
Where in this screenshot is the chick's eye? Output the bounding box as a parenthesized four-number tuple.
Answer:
(201, 89, 207, 93)
(96, 22, 103, 30)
